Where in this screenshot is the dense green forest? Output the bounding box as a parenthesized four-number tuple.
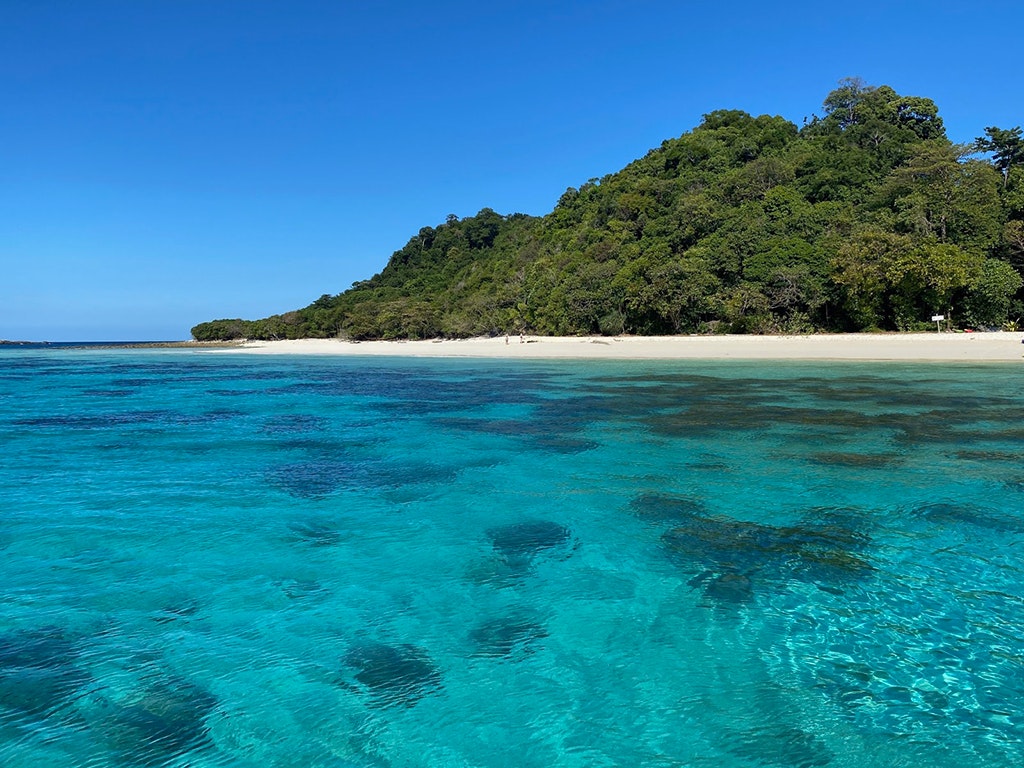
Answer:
(193, 80, 1024, 340)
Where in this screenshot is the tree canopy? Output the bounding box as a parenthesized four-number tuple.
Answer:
(193, 81, 1024, 341)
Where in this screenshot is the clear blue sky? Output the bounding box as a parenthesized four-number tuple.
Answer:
(2, 0, 1021, 340)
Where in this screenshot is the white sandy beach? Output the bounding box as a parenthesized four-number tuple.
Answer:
(214, 332, 1024, 361)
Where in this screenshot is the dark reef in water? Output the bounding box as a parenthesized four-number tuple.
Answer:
(91, 677, 218, 766)
(487, 520, 576, 563)
(909, 502, 1024, 534)
(340, 642, 442, 707)
(268, 456, 455, 499)
(0, 626, 218, 764)
(150, 600, 201, 624)
(434, 396, 602, 454)
(573, 371, 1024, 458)
(807, 451, 901, 469)
(654, 500, 874, 601)
(261, 414, 329, 434)
(725, 723, 833, 767)
(269, 460, 353, 498)
(276, 578, 327, 600)
(630, 494, 707, 525)
(11, 408, 239, 431)
(469, 614, 548, 657)
(0, 627, 90, 718)
(286, 519, 345, 546)
(688, 571, 755, 605)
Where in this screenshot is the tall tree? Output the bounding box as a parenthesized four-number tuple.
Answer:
(974, 126, 1024, 188)
(877, 142, 1003, 252)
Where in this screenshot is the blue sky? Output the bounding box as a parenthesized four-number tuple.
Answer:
(2, 0, 1022, 340)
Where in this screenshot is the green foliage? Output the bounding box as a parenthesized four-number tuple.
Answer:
(193, 80, 1023, 340)
(885, 242, 981, 329)
(190, 319, 254, 341)
(962, 259, 1024, 328)
(876, 142, 1003, 251)
(974, 126, 1024, 188)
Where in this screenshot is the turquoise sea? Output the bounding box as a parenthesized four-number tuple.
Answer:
(1, 349, 1023, 767)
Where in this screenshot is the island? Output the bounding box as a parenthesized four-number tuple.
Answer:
(193, 80, 1024, 343)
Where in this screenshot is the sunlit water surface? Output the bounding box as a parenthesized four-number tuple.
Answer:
(1, 350, 1023, 767)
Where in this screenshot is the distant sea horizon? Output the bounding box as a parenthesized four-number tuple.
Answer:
(0, 340, 189, 349)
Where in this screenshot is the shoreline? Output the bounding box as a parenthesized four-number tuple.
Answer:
(203, 332, 1024, 362)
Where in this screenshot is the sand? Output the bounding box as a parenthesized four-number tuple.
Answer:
(209, 332, 1024, 362)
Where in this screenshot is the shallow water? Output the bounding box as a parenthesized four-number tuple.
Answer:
(1, 350, 1022, 767)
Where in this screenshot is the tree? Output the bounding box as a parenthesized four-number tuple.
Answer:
(885, 242, 980, 329)
(617, 257, 720, 333)
(961, 259, 1023, 327)
(191, 319, 252, 341)
(829, 230, 980, 329)
(822, 77, 869, 129)
(974, 126, 1024, 188)
(830, 229, 906, 329)
(463, 208, 504, 249)
(1005, 220, 1024, 268)
(878, 142, 1003, 252)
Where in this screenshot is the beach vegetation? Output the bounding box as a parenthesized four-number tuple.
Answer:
(192, 81, 1024, 340)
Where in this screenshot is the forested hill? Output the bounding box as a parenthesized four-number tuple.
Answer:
(192, 80, 1024, 341)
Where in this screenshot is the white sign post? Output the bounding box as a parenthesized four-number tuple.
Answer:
(932, 314, 945, 333)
